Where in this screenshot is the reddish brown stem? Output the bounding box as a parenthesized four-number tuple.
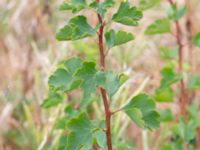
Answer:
(167, 0, 187, 117)
(96, 1, 112, 150)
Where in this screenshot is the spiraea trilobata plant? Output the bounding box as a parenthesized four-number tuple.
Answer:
(42, 0, 160, 149)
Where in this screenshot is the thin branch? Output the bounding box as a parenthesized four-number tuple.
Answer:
(96, 0, 113, 149)
(111, 108, 123, 115)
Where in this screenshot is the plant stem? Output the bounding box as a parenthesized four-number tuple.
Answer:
(167, 0, 187, 117)
(96, 1, 112, 150)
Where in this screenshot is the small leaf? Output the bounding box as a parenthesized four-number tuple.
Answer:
(112, 1, 143, 26)
(164, 3, 187, 21)
(145, 18, 171, 35)
(59, 0, 87, 13)
(56, 16, 96, 41)
(66, 113, 94, 150)
(41, 92, 62, 108)
(188, 73, 200, 89)
(159, 47, 177, 60)
(123, 93, 160, 129)
(139, 0, 160, 10)
(159, 109, 174, 122)
(90, 0, 114, 17)
(105, 30, 134, 48)
(154, 87, 174, 102)
(160, 63, 182, 87)
(192, 32, 200, 47)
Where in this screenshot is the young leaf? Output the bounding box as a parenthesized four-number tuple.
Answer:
(160, 63, 182, 87)
(159, 47, 177, 60)
(56, 15, 96, 41)
(66, 113, 94, 150)
(123, 93, 160, 129)
(41, 92, 62, 108)
(192, 32, 200, 47)
(154, 86, 174, 102)
(188, 73, 200, 90)
(112, 1, 143, 26)
(89, 0, 115, 17)
(105, 30, 134, 48)
(159, 109, 174, 122)
(59, 0, 87, 13)
(164, 3, 187, 21)
(145, 18, 171, 35)
(139, 0, 160, 10)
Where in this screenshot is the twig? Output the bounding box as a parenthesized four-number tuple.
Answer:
(96, 0, 113, 150)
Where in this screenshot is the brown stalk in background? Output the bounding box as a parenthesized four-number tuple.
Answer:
(167, 0, 187, 118)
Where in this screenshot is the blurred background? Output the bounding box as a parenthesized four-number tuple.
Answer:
(0, 0, 200, 149)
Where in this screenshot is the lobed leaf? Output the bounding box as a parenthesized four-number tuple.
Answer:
(89, 0, 115, 17)
(160, 63, 182, 87)
(56, 16, 96, 41)
(41, 92, 62, 108)
(66, 113, 106, 150)
(48, 58, 82, 91)
(112, 1, 143, 26)
(154, 86, 174, 102)
(66, 113, 94, 150)
(123, 93, 160, 129)
(145, 18, 171, 35)
(164, 3, 187, 21)
(59, 0, 87, 13)
(105, 30, 134, 48)
(139, 0, 160, 10)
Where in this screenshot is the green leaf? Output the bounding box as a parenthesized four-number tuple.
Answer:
(159, 47, 177, 60)
(48, 58, 82, 91)
(124, 108, 145, 128)
(192, 32, 200, 47)
(164, 3, 187, 21)
(112, 1, 143, 26)
(154, 86, 174, 102)
(96, 71, 123, 97)
(93, 130, 107, 149)
(159, 109, 174, 122)
(66, 113, 94, 150)
(75, 62, 97, 98)
(160, 63, 182, 87)
(105, 30, 134, 48)
(55, 117, 68, 129)
(56, 15, 96, 41)
(48, 69, 73, 90)
(139, 0, 160, 10)
(123, 93, 160, 129)
(90, 0, 114, 17)
(145, 18, 171, 35)
(64, 57, 82, 75)
(59, 0, 87, 13)
(57, 135, 68, 150)
(41, 92, 62, 108)
(188, 73, 200, 89)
